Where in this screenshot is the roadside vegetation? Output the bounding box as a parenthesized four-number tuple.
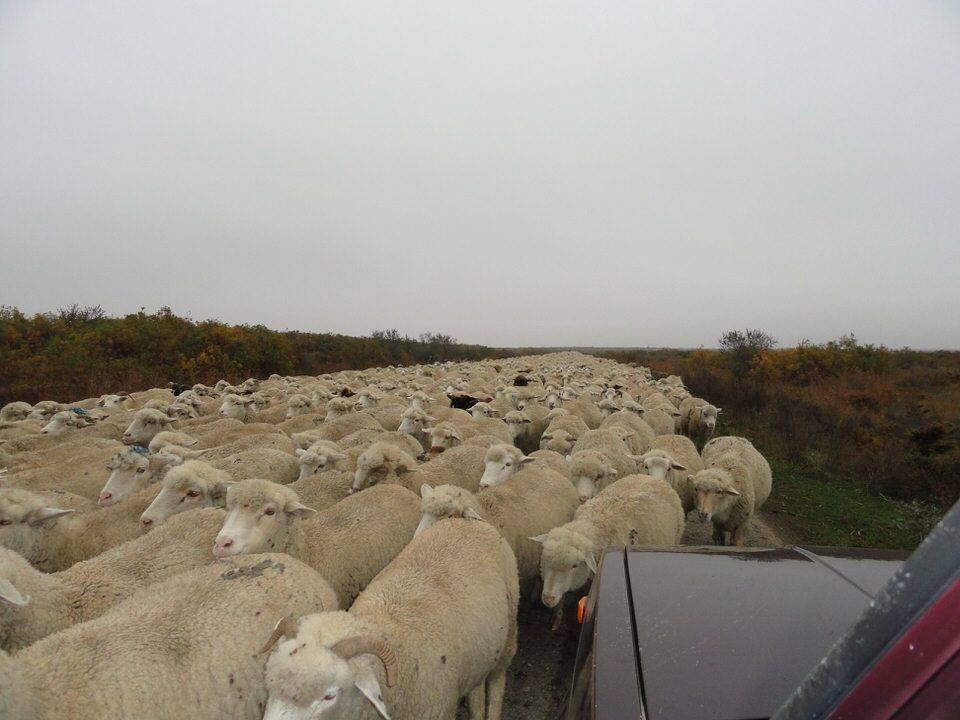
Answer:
(0, 305, 507, 405)
(600, 332, 958, 549)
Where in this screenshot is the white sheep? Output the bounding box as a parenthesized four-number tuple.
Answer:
(532, 474, 684, 609)
(679, 396, 722, 445)
(213, 479, 421, 608)
(261, 518, 518, 720)
(120, 407, 176, 446)
(568, 429, 640, 502)
(0, 402, 33, 423)
(0, 553, 338, 720)
(0, 507, 225, 650)
(97, 446, 182, 506)
(138, 460, 233, 528)
(417, 467, 578, 582)
(690, 436, 772, 545)
(0, 485, 160, 571)
(632, 434, 704, 513)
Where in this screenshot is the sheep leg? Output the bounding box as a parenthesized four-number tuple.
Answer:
(468, 682, 486, 720)
(527, 575, 543, 605)
(731, 524, 748, 547)
(711, 523, 725, 546)
(486, 668, 507, 720)
(550, 605, 564, 631)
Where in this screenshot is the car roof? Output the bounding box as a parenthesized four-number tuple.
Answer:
(625, 545, 906, 720)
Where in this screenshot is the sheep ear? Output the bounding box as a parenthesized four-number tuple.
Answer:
(450, 429, 463, 440)
(463, 507, 483, 521)
(210, 480, 233, 505)
(725, 487, 741, 496)
(627, 454, 644, 462)
(671, 462, 687, 471)
(420, 484, 432, 498)
(329, 451, 347, 462)
(528, 533, 549, 544)
(294, 448, 306, 458)
(0, 577, 30, 608)
(585, 554, 599, 574)
(518, 456, 536, 465)
(284, 500, 317, 517)
(716, 408, 723, 414)
(425, 416, 436, 423)
(355, 671, 391, 720)
(25, 507, 74, 526)
(606, 468, 618, 477)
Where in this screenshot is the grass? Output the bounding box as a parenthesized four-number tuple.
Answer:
(718, 420, 946, 550)
(762, 454, 944, 550)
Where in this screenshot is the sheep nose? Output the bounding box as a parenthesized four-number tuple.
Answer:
(98, 492, 112, 504)
(578, 495, 590, 503)
(542, 594, 558, 607)
(213, 538, 234, 555)
(697, 511, 709, 521)
(140, 517, 154, 528)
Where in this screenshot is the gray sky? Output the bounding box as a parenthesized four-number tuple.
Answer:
(2, 2, 958, 349)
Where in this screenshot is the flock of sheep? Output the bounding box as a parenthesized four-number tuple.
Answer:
(0, 351, 772, 720)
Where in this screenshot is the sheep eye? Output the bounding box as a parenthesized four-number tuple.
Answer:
(136, 467, 147, 474)
(263, 507, 276, 516)
(323, 693, 337, 701)
(186, 490, 200, 498)
(0, 519, 10, 526)
(505, 462, 512, 467)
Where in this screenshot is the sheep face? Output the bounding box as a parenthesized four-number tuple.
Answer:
(213, 481, 315, 557)
(166, 402, 198, 420)
(218, 394, 253, 421)
(532, 529, 597, 608)
(295, 445, 346, 480)
(262, 615, 393, 720)
(415, 484, 479, 536)
(139, 464, 229, 529)
(95, 394, 127, 408)
(469, 402, 500, 420)
(479, 444, 532, 488)
(0, 489, 74, 560)
(286, 395, 313, 419)
(40, 411, 82, 436)
(569, 451, 616, 503)
(324, 398, 355, 422)
(690, 469, 740, 523)
(397, 409, 433, 436)
(635, 451, 685, 483)
(122, 408, 174, 445)
(352, 446, 410, 492)
(27, 401, 64, 421)
(355, 392, 378, 409)
(99, 449, 180, 506)
(425, 423, 462, 452)
(0, 402, 32, 423)
(698, 405, 720, 432)
(503, 411, 532, 444)
(539, 430, 576, 455)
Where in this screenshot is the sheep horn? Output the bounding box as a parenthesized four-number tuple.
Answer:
(331, 635, 399, 688)
(258, 615, 299, 655)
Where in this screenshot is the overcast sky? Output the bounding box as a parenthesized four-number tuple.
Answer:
(1, 2, 958, 349)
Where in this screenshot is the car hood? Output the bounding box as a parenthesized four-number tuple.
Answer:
(626, 546, 906, 720)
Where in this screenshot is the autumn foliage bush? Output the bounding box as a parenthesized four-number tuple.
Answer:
(602, 337, 960, 505)
(0, 306, 506, 406)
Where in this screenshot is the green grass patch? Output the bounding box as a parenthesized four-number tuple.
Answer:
(763, 454, 943, 550)
(715, 419, 945, 550)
